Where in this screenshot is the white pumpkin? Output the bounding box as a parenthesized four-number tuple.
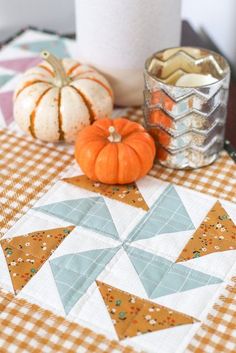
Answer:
(14, 51, 113, 142)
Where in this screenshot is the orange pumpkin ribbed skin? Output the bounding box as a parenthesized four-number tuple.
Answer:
(75, 118, 156, 184)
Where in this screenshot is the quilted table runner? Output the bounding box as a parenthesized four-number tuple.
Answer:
(0, 28, 235, 353)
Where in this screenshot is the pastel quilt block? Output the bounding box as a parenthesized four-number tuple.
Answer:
(0, 74, 13, 87)
(0, 56, 41, 72)
(0, 27, 235, 353)
(0, 150, 235, 353)
(50, 247, 119, 314)
(126, 246, 222, 298)
(34, 197, 119, 240)
(15, 39, 70, 58)
(128, 185, 195, 242)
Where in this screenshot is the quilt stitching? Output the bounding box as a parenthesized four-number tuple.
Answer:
(0, 226, 75, 293)
(0, 129, 73, 237)
(176, 201, 236, 262)
(34, 196, 119, 240)
(0, 27, 235, 353)
(96, 281, 199, 340)
(30, 184, 233, 318)
(62, 175, 150, 211)
(125, 245, 223, 299)
(50, 247, 120, 314)
(0, 286, 136, 353)
(127, 184, 195, 242)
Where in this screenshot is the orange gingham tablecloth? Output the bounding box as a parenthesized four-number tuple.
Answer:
(0, 129, 73, 237)
(0, 115, 235, 353)
(0, 29, 235, 353)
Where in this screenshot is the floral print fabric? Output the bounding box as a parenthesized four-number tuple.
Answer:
(96, 281, 197, 340)
(1, 226, 75, 293)
(62, 175, 149, 211)
(176, 201, 236, 262)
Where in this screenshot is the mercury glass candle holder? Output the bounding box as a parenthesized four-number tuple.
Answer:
(144, 47, 230, 169)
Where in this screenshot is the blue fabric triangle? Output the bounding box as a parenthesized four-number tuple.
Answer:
(128, 185, 195, 241)
(34, 197, 119, 240)
(15, 39, 70, 58)
(0, 74, 13, 87)
(50, 247, 118, 314)
(126, 246, 222, 299)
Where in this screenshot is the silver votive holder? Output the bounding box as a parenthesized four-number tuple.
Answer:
(144, 47, 230, 169)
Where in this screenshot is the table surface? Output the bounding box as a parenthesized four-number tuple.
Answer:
(0, 24, 235, 353)
(181, 21, 236, 148)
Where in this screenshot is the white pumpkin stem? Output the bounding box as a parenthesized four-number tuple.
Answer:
(108, 126, 122, 143)
(40, 50, 70, 87)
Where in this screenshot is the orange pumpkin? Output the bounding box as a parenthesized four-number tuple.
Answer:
(75, 117, 156, 184)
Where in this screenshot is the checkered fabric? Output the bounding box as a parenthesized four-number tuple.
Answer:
(126, 107, 236, 204)
(150, 151, 236, 203)
(125, 107, 145, 127)
(0, 129, 73, 237)
(0, 27, 235, 353)
(0, 289, 135, 353)
(186, 277, 236, 353)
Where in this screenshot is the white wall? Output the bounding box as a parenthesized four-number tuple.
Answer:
(0, 0, 235, 70)
(0, 0, 75, 40)
(182, 0, 236, 72)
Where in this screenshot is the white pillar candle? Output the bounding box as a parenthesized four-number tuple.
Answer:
(75, 0, 182, 106)
(176, 73, 218, 87)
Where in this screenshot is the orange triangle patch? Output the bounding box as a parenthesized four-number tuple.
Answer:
(96, 281, 197, 340)
(62, 175, 149, 211)
(176, 201, 236, 262)
(1, 226, 75, 294)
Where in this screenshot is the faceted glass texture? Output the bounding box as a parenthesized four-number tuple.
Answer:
(144, 47, 230, 169)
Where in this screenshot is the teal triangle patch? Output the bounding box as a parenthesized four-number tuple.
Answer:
(50, 247, 118, 314)
(126, 246, 222, 299)
(34, 197, 119, 240)
(15, 39, 70, 58)
(0, 74, 13, 87)
(128, 185, 195, 241)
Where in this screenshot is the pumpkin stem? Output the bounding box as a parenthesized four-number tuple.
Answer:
(40, 50, 71, 87)
(108, 126, 122, 143)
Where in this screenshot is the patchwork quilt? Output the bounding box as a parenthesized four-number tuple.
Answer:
(0, 28, 235, 353)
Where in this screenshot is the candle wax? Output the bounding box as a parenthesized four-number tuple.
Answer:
(176, 73, 218, 87)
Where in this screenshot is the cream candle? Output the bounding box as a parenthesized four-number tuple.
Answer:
(176, 73, 218, 87)
(76, 0, 182, 106)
